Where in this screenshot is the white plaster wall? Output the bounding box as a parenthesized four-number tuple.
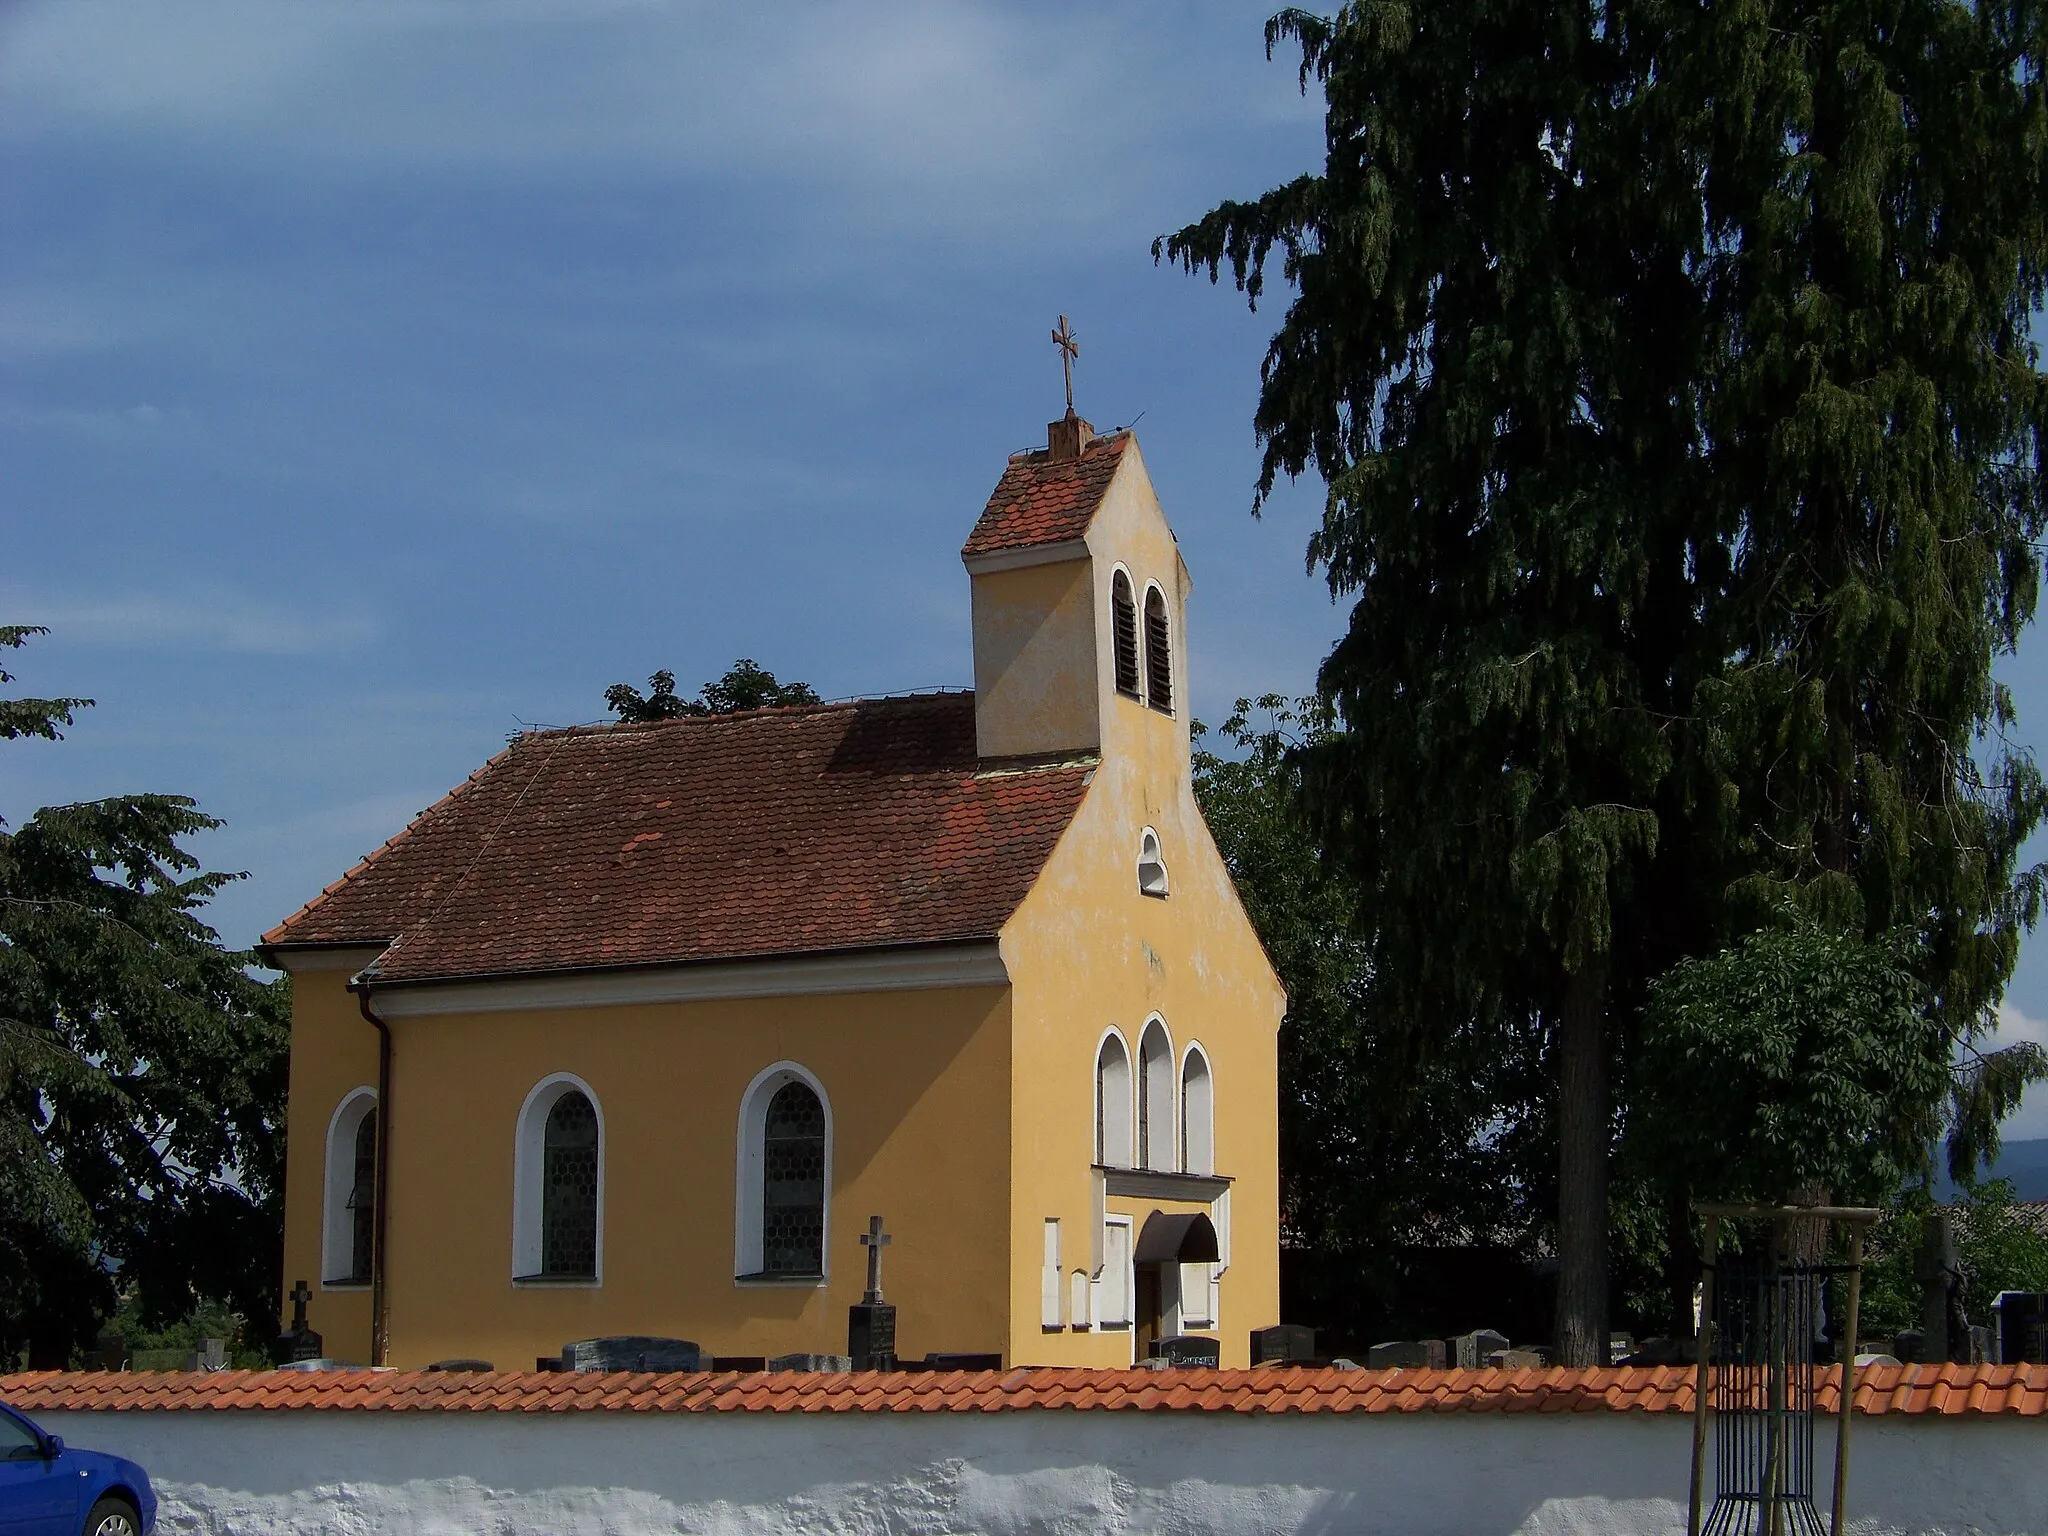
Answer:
(33, 1407, 2047, 1536)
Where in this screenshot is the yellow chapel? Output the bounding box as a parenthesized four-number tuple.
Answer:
(262, 408, 1286, 1371)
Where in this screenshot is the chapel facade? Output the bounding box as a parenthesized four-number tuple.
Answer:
(264, 411, 1285, 1370)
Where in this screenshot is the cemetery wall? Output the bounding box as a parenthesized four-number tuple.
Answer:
(10, 1364, 2045, 1536)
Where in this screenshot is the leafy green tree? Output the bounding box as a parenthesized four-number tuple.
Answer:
(605, 659, 821, 723)
(1635, 928, 1950, 1207)
(0, 627, 288, 1366)
(1163, 0, 2048, 1360)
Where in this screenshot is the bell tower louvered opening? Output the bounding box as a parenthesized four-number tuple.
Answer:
(1143, 585, 1173, 715)
(1111, 570, 1141, 698)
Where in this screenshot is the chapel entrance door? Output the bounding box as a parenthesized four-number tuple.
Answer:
(1134, 1265, 1165, 1359)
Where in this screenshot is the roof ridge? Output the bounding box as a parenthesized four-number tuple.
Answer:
(517, 690, 978, 742)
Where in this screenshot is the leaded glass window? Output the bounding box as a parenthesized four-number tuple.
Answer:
(345, 1108, 377, 1284)
(541, 1090, 598, 1278)
(761, 1081, 825, 1276)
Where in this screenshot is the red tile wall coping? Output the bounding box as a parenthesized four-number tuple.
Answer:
(5, 1364, 2044, 1418)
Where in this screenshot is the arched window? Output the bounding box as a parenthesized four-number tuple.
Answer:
(1111, 569, 1141, 698)
(736, 1063, 833, 1280)
(1143, 584, 1173, 714)
(762, 1082, 826, 1276)
(1181, 1045, 1214, 1176)
(1137, 1018, 1174, 1171)
(513, 1074, 604, 1283)
(1095, 1031, 1133, 1167)
(322, 1087, 378, 1286)
(1137, 827, 1168, 897)
(542, 1092, 599, 1278)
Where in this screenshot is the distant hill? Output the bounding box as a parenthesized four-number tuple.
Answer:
(1934, 1137, 2048, 1202)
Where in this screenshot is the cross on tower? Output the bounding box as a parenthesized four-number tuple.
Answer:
(859, 1214, 892, 1304)
(288, 1279, 312, 1332)
(1052, 314, 1080, 412)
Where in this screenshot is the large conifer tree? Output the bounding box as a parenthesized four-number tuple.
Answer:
(1165, 0, 2048, 1361)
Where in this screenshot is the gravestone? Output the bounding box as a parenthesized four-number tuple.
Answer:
(1367, 1338, 1447, 1369)
(1891, 1328, 1926, 1364)
(560, 1336, 702, 1372)
(847, 1215, 898, 1369)
(425, 1358, 494, 1372)
(1152, 1335, 1221, 1368)
(924, 1352, 1003, 1370)
(198, 1338, 229, 1372)
(276, 1279, 324, 1363)
(1487, 1348, 1547, 1368)
(1250, 1323, 1318, 1365)
(89, 1328, 127, 1372)
(1608, 1332, 1635, 1364)
(770, 1352, 853, 1372)
(1993, 1292, 2048, 1364)
(1453, 1329, 1510, 1369)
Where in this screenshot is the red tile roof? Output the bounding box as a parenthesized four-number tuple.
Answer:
(961, 433, 1130, 558)
(263, 694, 1092, 984)
(8, 1364, 2044, 1417)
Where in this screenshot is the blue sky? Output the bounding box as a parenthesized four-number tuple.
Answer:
(7, 0, 2048, 1135)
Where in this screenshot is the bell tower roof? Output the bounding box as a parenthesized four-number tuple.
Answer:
(961, 428, 1131, 568)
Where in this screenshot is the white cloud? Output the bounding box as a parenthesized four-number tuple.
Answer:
(1980, 1002, 2048, 1142)
(14, 592, 379, 657)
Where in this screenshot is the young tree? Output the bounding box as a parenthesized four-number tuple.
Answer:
(605, 659, 821, 723)
(1164, 1, 2048, 1360)
(0, 627, 288, 1365)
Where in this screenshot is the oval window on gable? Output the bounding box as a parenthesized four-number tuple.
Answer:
(1138, 828, 1168, 897)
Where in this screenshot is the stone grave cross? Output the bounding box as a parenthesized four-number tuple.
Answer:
(860, 1215, 892, 1304)
(288, 1279, 312, 1333)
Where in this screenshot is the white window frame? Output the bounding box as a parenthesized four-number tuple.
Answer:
(1180, 1041, 1214, 1176)
(321, 1085, 378, 1288)
(1137, 826, 1169, 898)
(1041, 1219, 1063, 1331)
(1095, 1028, 1134, 1168)
(733, 1060, 833, 1285)
(1137, 1016, 1175, 1172)
(512, 1072, 605, 1286)
(1095, 1215, 1135, 1338)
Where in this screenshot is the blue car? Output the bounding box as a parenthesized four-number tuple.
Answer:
(0, 1400, 154, 1536)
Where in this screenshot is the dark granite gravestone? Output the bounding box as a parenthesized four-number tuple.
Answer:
(769, 1352, 853, 1372)
(712, 1356, 768, 1372)
(923, 1352, 1003, 1370)
(1488, 1347, 1546, 1368)
(560, 1336, 703, 1372)
(1993, 1292, 2048, 1364)
(277, 1279, 324, 1363)
(1453, 1329, 1510, 1369)
(1152, 1335, 1222, 1368)
(425, 1359, 494, 1372)
(1250, 1323, 1318, 1365)
(848, 1216, 898, 1369)
(1367, 1338, 1447, 1369)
